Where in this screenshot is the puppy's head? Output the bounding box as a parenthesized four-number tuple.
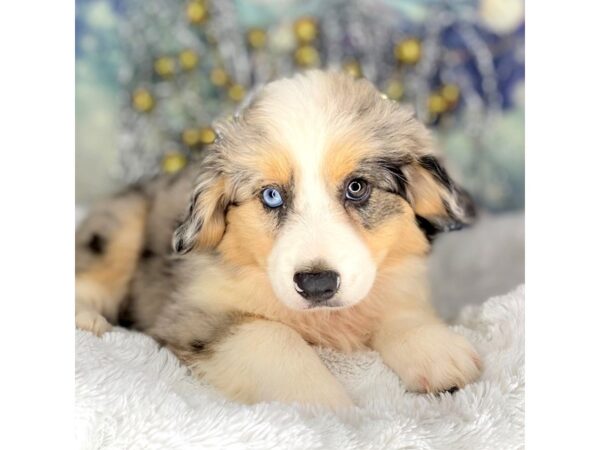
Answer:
(173, 71, 475, 310)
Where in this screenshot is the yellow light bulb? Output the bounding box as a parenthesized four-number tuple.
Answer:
(228, 84, 246, 102)
(294, 45, 320, 67)
(394, 38, 422, 65)
(182, 128, 201, 147)
(154, 57, 176, 78)
(132, 88, 155, 113)
(199, 127, 217, 145)
(385, 79, 405, 101)
(179, 49, 199, 71)
(294, 17, 318, 43)
(210, 68, 229, 87)
(187, 1, 208, 24)
(162, 152, 187, 174)
(342, 60, 362, 78)
(428, 93, 448, 115)
(247, 28, 267, 49)
(441, 84, 460, 107)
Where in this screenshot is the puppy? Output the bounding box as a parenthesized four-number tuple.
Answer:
(76, 70, 481, 408)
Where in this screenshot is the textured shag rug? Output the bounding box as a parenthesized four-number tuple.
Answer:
(75, 285, 524, 450)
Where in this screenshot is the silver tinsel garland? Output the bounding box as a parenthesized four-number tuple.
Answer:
(116, 0, 522, 209)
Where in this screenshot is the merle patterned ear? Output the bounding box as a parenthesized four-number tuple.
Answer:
(172, 88, 267, 255)
(406, 155, 476, 236)
(172, 170, 228, 254)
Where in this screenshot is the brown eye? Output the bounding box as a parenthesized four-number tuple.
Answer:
(345, 179, 371, 202)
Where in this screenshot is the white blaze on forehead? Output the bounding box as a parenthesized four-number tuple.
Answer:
(263, 76, 377, 310)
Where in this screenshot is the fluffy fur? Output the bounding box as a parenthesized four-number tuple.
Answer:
(75, 286, 525, 449)
(75, 70, 480, 406)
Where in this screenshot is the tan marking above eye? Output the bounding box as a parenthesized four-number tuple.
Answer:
(254, 145, 294, 188)
(321, 132, 374, 186)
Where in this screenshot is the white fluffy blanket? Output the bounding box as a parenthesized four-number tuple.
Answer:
(75, 285, 524, 450)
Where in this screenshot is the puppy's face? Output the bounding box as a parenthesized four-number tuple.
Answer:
(173, 71, 474, 310)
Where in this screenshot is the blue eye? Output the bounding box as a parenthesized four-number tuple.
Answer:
(262, 187, 284, 208)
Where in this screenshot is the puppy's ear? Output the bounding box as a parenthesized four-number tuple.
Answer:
(405, 155, 476, 236)
(172, 169, 228, 254)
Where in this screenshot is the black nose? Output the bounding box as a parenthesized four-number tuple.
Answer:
(293, 270, 340, 303)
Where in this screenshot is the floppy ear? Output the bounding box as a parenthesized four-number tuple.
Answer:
(405, 155, 476, 237)
(172, 169, 228, 254)
(172, 91, 264, 255)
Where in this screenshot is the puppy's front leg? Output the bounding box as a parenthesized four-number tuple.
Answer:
(181, 319, 353, 408)
(371, 306, 482, 393)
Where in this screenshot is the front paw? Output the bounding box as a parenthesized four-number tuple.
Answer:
(204, 367, 354, 410)
(76, 311, 112, 336)
(390, 325, 482, 393)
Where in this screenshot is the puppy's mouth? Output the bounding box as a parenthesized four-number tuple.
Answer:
(307, 302, 342, 310)
(301, 297, 346, 310)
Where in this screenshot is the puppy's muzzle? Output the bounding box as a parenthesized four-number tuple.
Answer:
(293, 270, 340, 304)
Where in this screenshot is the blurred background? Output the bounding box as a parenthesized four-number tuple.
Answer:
(75, 0, 524, 317)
